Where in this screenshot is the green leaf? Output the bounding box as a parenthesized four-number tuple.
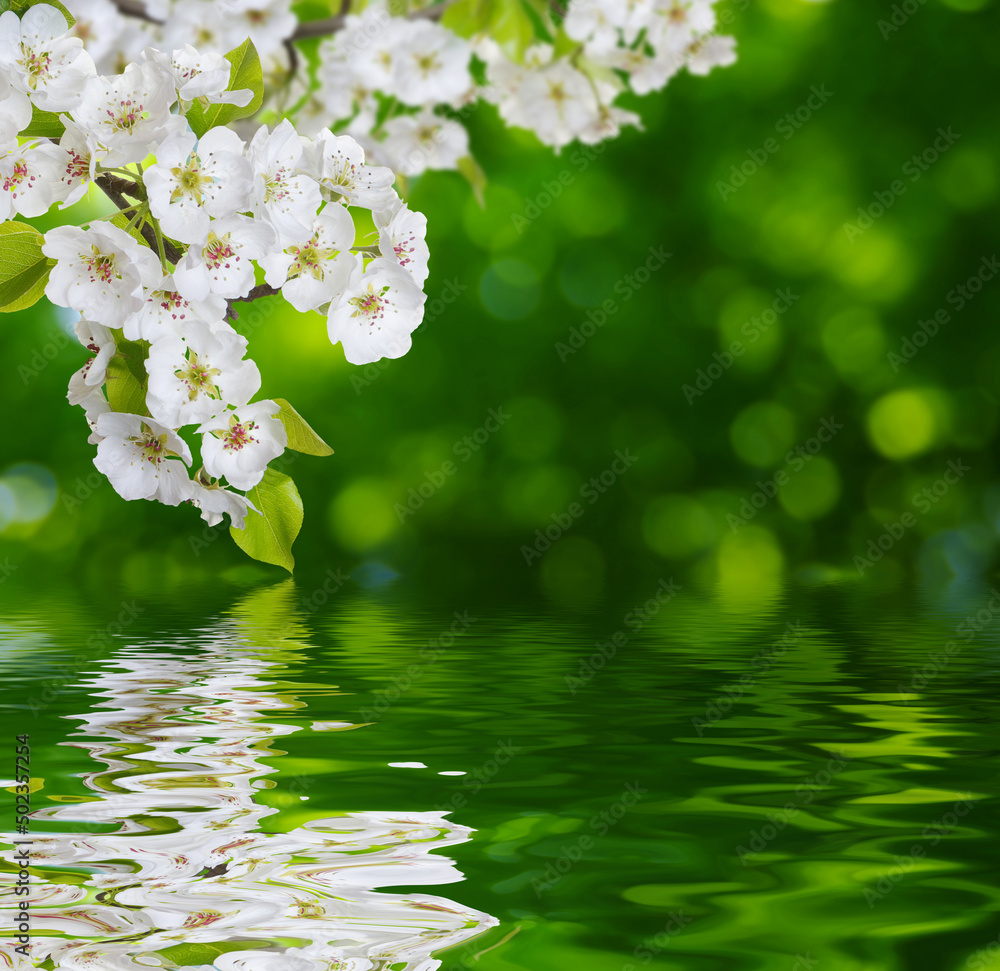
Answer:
(19, 104, 65, 139)
(457, 155, 487, 208)
(109, 210, 148, 246)
(552, 26, 582, 59)
(156, 941, 261, 968)
(230, 469, 303, 573)
(185, 38, 264, 138)
(274, 398, 334, 456)
(0, 221, 56, 313)
(105, 334, 150, 416)
(443, 0, 536, 58)
(8, 0, 75, 27)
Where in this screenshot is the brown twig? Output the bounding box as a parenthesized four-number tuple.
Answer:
(226, 284, 282, 320)
(94, 174, 183, 266)
(109, 0, 163, 25)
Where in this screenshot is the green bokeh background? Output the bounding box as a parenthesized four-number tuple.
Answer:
(2, 0, 999, 599)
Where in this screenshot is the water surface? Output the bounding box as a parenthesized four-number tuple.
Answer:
(2, 578, 999, 970)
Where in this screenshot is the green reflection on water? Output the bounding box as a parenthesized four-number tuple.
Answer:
(2, 578, 1000, 970)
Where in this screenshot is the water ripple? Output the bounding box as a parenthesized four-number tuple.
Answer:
(1, 637, 496, 970)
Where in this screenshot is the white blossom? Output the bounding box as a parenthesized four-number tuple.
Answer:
(313, 51, 369, 126)
(199, 400, 287, 491)
(379, 110, 469, 177)
(143, 44, 254, 107)
(188, 474, 255, 529)
(67, 318, 115, 407)
(144, 128, 253, 244)
(173, 214, 276, 301)
(390, 19, 471, 108)
(375, 201, 429, 287)
(303, 129, 397, 211)
(74, 61, 180, 166)
(597, 46, 682, 97)
(565, 0, 620, 57)
(0, 141, 69, 218)
(0, 71, 30, 142)
(158, 0, 231, 56)
(68, 0, 126, 67)
(326, 256, 425, 366)
(498, 58, 600, 151)
(146, 318, 261, 428)
(246, 119, 321, 243)
(649, 0, 717, 52)
(93, 412, 192, 505)
(124, 275, 229, 342)
(43, 224, 161, 328)
(97, 16, 158, 76)
(685, 34, 738, 76)
(56, 118, 98, 208)
(259, 206, 355, 313)
(160, 0, 296, 59)
(76, 385, 110, 444)
(0, 2, 96, 112)
(332, 3, 406, 95)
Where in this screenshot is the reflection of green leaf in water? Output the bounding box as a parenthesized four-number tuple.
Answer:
(156, 940, 265, 967)
(227, 577, 314, 653)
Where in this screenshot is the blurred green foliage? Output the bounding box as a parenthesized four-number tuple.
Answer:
(2, 0, 999, 601)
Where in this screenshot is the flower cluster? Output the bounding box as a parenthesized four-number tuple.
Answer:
(0, 2, 428, 553)
(483, 0, 738, 150)
(67, 0, 737, 172)
(0, 0, 736, 569)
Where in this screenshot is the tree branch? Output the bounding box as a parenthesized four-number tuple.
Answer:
(109, 0, 163, 24)
(95, 174, 183, 267)
(226, 284, 282, 321)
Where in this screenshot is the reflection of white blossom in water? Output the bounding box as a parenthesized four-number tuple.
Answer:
(1, 631, 496, 970)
